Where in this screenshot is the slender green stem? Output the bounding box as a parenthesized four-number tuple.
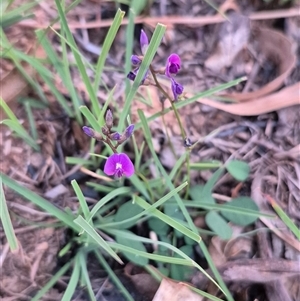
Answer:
(149, 66, 186, 139)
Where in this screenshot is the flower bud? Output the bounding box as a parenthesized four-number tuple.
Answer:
(131, 55, 142, 66)
(124, 124, 135, 138)
(82, 126, 95, 138)
(105, 109, 113, 128)
(140, 29, 149, 55)
(110, 132, 121, 141)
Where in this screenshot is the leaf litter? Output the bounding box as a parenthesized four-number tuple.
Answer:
(1, 0, 300, 300)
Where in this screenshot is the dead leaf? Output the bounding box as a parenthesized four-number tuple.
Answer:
(152, 278, 204, 301)
(205, 12, 250, 72)
(193, 82, 300, 116)
(222, 27, 296, 101)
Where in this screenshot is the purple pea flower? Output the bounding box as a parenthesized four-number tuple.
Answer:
(165, 54, 184, 101)
(104, 153, 135, 178)
(165, 54, 181, 77)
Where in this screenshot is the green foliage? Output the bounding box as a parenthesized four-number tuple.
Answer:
(220, 197, 259, 226)
(115, 231, 149, 266)
(205, 211, 232, 240)
(2, 2, 276, 300)
(226, 160, 250, 181)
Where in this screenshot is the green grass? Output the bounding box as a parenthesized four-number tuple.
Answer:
(2, 1, 295, 301)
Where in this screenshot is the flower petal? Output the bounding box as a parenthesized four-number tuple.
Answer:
(82, 126, 95, 138)
(171, 79, 184, 101)
(140, 29, 149, 55)
(104, 154, 119, 176)
(124, 124, 135, 138)
(119, 153, 135, 177)
(166, 53, 181, 78)
(131, 55, 141, 66)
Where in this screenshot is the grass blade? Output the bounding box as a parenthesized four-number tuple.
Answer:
(74, 215, 123, 264)
(0, 178, 18, 252)
(93, 9, 125, 93)
(118, 23, 166, 132)
(54, 0, 100, 117)
(1, 174, 80, 232)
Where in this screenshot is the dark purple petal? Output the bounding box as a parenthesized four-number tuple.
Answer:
(171, 79, 184, 101)
(127, 71, 136, 81)
(124, 124, 135, 138)
(131, 55, 141, 66)
(104, 154, 119, 176)
(119, 153, 135, 177)
(110, 132, 121, 141)
(140, 29, 149, 55)
(166, 53, 181, 78)
(82, 126, 95, 137)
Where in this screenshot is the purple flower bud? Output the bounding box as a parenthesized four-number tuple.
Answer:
(140, 29, 149, 55)
(127, 71, 136, 81)
(105, 109, 113, 128)
(171, 79, 184, 101)
(166, 53, 181, 78)
(82, 126, 95, 138)
(110, 132, 121, 141)
(124, 124, 135, 138)
(104, 153, 135, 178)
(131, 55, 142, 66)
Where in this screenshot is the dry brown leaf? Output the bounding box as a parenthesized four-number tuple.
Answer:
(193, 82, 300, 116)
(152, 278, 204, 301)
(222, 27, 296, 101)
(1, 44, 46, 120)
(205, 12, 250, 72)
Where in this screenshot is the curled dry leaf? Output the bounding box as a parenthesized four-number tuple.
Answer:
(205, 12, 250, 72)
(222, 27, 296, 101)
(194, 82, 300, 116)
(152, 278, 204, 301)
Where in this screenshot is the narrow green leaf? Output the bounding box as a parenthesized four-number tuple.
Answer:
(61, 255, 80, 301)
(54, 0, 100, 116)
(74, 215, 123, 264)
(0, 178, 18, 252)
(94, 251, 134, 301)
(135, 196, 200, 243)
(115, 230, 149, 266)
(1, 174, 79, 231)
(1, 120, 39, 151)
(31, 261, 72, 301)
(93, 9, 125, 93)
(79, 106, 102, 132)
(71, 180, 90, 219)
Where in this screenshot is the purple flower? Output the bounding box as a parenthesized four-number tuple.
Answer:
(164, 54, 183, 101)
(166, 54, 181, 77)
(82, 126, 95, 138)
(104, 153, 135, 178)
(110, 132, 121, 141)
(124, 124, 135, 138)
(171, 78, 184, 101)
(140, 29, 149, 55)
(131, 55, 142, 66)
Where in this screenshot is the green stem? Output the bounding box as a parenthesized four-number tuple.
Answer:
(149, 66, 186, 140)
